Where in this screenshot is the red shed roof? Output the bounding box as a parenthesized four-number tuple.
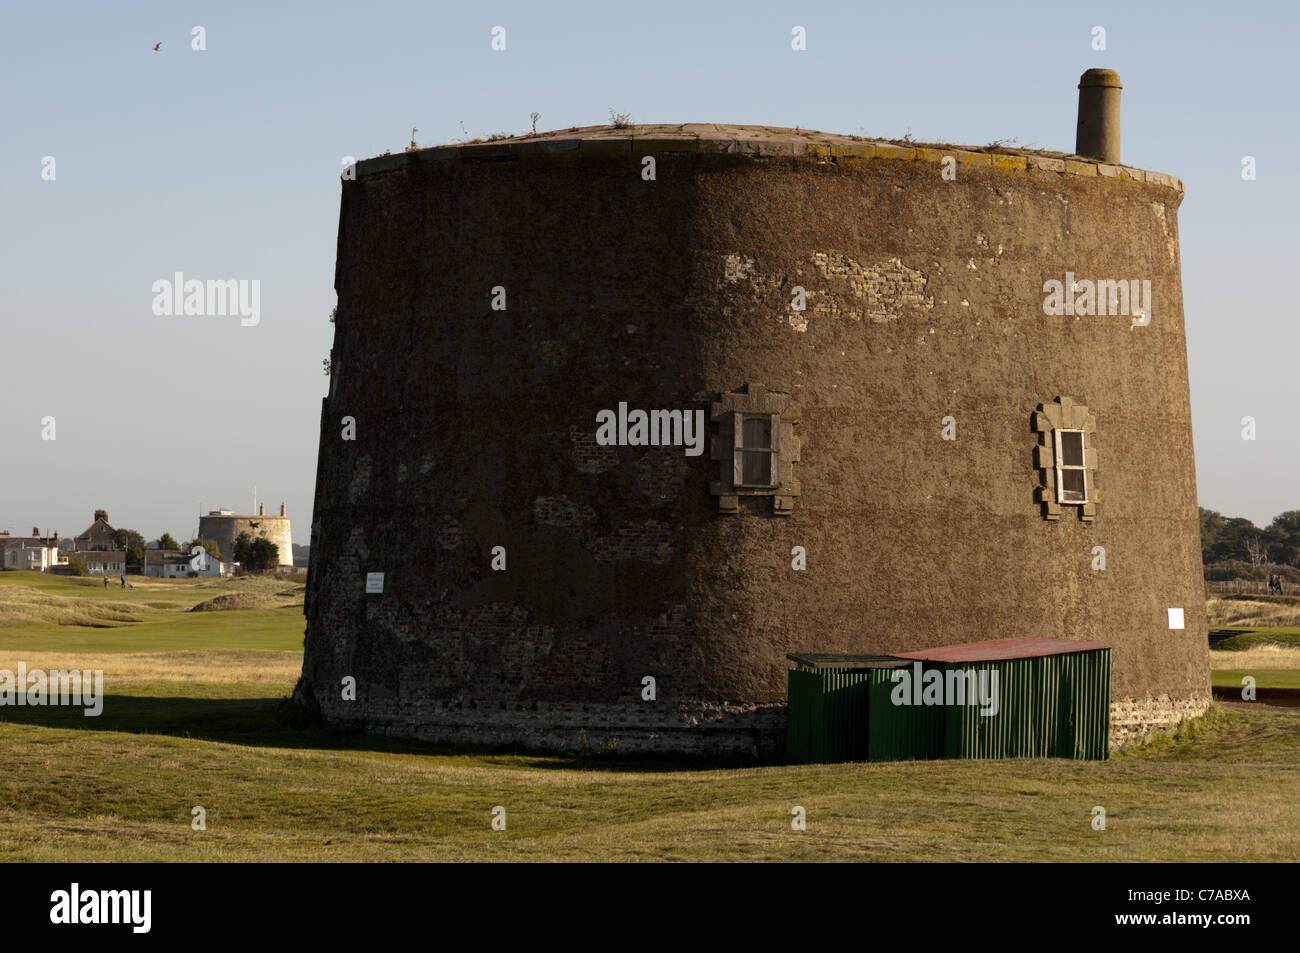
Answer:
(893, 636, 1111, 663)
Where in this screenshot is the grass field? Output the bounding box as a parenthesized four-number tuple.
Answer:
(1, 571, 1298, 862)
(1210, 625, 1300, 651)
(1209, 644, 1300, 690)
(1213, 669, 1300, 689)
(1207, 593, 1300, 626)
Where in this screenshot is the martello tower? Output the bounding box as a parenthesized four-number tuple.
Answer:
(199, 503, 293, 569)
(300, 71, 1209, 755)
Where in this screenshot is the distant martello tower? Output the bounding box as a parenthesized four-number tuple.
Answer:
(199, 503, 293, 568)
(300, 71, 1209, 756)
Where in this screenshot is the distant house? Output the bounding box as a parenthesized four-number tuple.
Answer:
(144, 546, 230, 579)
(0, 529, 64, 571)
(77, 551, 127, 575)
(74, 509, 117, 552)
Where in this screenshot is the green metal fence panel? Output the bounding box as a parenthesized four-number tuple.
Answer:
(787, 646, 1110, 763)
(937, 650, 1110, 760)
(1067, 648, 1110, 759)
(820, 670, 872, 762)
(786, 669, 815, 763)
(867, 666, 944, 761)
(786, 669, 874, 763)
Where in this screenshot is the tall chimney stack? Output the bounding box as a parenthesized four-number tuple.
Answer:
(280, 501, 286, 517)
(1076, 68, 1122, 164)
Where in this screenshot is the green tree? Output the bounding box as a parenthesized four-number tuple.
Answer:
(1198, 507, 1224, 564)
(185, 537, 223, 560)
(1267, 511, 1300, 567)
(158, 532, 179, 550)
(233, 531, 253, 565)
(234, 532, 279, 571)
(251, 538, 279, 571)
(66, 555, 88, 576)
(111, 528, 147, 567)
(1199, 508, 1257, 563)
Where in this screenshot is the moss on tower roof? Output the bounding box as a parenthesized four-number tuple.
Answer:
(354, 123, 1181, 192)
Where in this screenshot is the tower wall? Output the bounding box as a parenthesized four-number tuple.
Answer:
(199, 514, 294, 568)
(302, 129, 1209, 755)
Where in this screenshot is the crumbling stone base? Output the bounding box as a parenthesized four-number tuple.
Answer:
(1110, 693, 1211, 748)
(308, 689, 788, 759)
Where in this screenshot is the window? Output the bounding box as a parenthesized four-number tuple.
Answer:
(1033, 397, 1098, 521)
(734, 413, 779, 488)
(1054, 429, 1087, 504)
(710, 383, 802, 515)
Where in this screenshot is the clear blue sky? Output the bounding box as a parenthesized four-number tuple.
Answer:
(2, 0, 1295, 543)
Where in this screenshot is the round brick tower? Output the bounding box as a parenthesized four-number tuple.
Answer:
(200, 505, 293, 568)
(301, 106, 1209, 755)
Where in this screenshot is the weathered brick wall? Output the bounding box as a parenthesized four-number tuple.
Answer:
(301, 127, 1210, 757)
(1111, 693, 1211, 747)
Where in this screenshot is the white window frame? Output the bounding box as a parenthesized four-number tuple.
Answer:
(733, 412, 780, 489)
(1054, 428, 1088, 504)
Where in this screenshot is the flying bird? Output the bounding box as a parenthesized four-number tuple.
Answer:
(153, 42, 161, 51)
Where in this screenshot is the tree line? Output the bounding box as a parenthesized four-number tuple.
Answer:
(1199, 507, 1300, 569)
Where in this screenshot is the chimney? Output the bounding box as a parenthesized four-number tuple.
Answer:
(259, 503, 265, 516)
(1076, 69, 1121, 164)
(94, 509, 108, 523)
(280, 501, 286, 517)
(32, 526, 39, 537)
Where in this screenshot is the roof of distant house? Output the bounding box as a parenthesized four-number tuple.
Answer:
(76, 515, 115, 539)
(0, 535, 59, 549)
(145, 549, 195, 566)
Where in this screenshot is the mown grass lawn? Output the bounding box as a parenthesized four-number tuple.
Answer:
(1, 571, 1298, 862)
(1212, 670, 1300, 689)
(0, 606, 302, 654)
(2, 702, 1298, 862)
(1209, 626, 1300, 650)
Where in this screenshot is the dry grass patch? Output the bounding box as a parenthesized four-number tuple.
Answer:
(0, 586, 147, 627)
(1207, 597, 1300, 628)
(190, 592, 291, 612)
(1210, 644, 1300, 670)
(0, 649, 301, 689)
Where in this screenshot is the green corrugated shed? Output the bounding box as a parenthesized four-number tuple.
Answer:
(867, 665, 945, 761)
(786, 655, 910, 763)
(931, 653, 1111, 759)
(786, 638, 1111, 763)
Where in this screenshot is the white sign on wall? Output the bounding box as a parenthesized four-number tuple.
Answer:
(365, 572, 384, 594)
(1167, 607, 1185, 630)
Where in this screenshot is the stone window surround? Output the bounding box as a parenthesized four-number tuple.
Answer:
(1033, 396, 1098, 521)
(710, 383, 801, 515)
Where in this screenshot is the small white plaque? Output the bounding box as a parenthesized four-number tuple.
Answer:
(1167, 607, 1184, 630)
(365, 572, 384, 594)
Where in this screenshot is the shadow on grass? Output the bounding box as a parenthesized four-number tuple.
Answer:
(1208, 627, 1242, 645)
(1209, 627, 1300, 650)
(0, 694, 760, 772)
